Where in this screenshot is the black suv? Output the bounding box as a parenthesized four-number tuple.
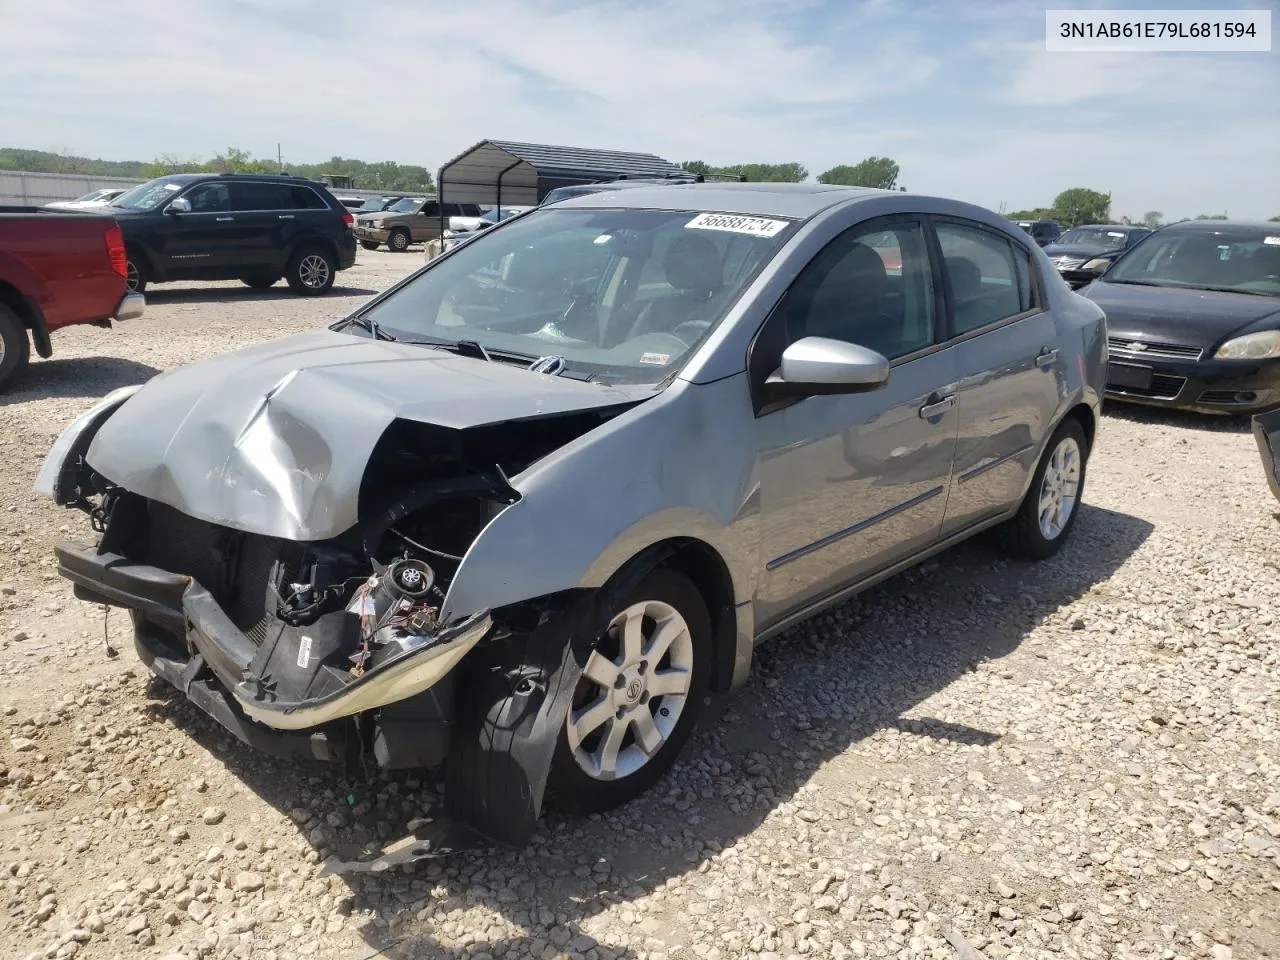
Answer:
(106, 174, 357, 295)
(1013, 219, 1064, 247)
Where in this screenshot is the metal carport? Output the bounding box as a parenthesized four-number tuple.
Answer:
(437, 140, 686, 213)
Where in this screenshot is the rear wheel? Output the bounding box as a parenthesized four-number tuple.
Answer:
(387, 228, 411, 252)
(0, 303, 32, 392)
(359, 240, 380, 251)
(125, 255, 147, 294)
(548, 568, 711, 812)
(240, 274, 279, 289)
(1005, 418, 1089, 560)
(285, 247, 336, 295)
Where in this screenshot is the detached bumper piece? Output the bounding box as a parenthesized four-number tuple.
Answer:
(54, 541, 491, 761)
(1254, 409, 1280, 503)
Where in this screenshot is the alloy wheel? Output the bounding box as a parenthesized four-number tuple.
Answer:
(566, 599, 695, 781)
(126, 260, 140, 292)
(298, 254, 330, 289)
(1038, 435, 1081, 540)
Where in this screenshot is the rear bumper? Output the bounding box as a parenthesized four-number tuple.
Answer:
(54, 541, 491, 734)
(113, 291, 145, 323)
(1253, 409, 1280, 502)
(1105, 353, 1280, 415)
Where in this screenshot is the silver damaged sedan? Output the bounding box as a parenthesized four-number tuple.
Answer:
(37, 184, 1106, 847)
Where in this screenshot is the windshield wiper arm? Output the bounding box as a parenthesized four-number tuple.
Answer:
(453, 339, 491, 361)
(344, 315, 396, 341)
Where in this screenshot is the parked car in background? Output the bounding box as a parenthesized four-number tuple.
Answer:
(354, 197, 484, 251)
(1013, 220, 1063, 247)
(45, 188, 129, 211)
(424, 207, 536, 261)
(106, 173, 356, 295)
(1042, 224, 1152, 287)
(0, 207, 143, 389)
(334, 195, 368, 212)
(352, 196, 403, 216)
(541, 174, 708, 206)
(38, 183, 1103, 846)
(1083, 220, 1280, 414)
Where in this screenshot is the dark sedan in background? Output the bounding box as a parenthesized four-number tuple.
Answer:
(1083, 220, 1280, 415)
(1044, 224, 1152, 287)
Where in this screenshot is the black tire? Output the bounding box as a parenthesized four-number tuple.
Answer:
(359, 240, 380, 251)
(285, 247, 336, 296)
(1005, 417, 1089, 560)
(240, 274, 279, 290)
(386, 228, 411, 252)
(125, 254, 148, 294)
(0, 303, 32, 392)
(547, 568, 712, 813)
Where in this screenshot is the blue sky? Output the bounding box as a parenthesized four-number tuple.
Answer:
(1, 0, 1276, 219)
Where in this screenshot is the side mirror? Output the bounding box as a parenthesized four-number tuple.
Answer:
(166, 197, 192, 215)
(766, 336, 890, 396)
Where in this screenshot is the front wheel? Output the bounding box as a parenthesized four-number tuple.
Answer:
(386, 228, 411, 252)
(285, 247, 336, 295)
(1005, 418, 1089, 560)
(548, 568, 712, 812)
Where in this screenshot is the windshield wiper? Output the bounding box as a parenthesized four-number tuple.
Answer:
(343, 315, 396, 341)
(1192, 285, 1278, 298)
(1104, 279, 1173, 287)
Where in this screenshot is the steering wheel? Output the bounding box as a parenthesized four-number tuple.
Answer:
(670, 319, 712, 346)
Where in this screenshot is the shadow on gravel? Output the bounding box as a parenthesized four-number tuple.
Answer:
(143, 284, 380, 304)
(144, 502, 1153, 959)
(0, 356, 160, 404)
(1103, 401, 1251, 434)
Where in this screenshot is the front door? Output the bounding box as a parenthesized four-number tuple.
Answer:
(933, 219, 1063, 535)
(161, 181, 235, 276)
(753, 217, 960, 630)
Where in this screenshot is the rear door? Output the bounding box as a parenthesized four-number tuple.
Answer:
(277, 183, 335, 270)
(226, 181, 291, 275)
(934, 218, 1061, 536)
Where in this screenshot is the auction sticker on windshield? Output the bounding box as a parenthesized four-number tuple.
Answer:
(686, 213, 789, 237)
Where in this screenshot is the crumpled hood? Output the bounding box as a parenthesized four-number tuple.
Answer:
(1084, 281, 1280, 345)
(86, 329, 654, 540)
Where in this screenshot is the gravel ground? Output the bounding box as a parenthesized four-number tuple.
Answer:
(2, 248, 1278, 960)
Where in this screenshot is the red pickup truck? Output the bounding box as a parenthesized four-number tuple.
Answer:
(0, 208, 145, 390)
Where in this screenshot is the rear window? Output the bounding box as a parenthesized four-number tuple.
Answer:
(288, 186, 328, 210)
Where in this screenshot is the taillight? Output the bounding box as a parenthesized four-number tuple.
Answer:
(105, 223, 127, 279)
(341, 211, 354, 226)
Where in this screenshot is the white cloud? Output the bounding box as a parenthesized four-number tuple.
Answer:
(0, 0, 1276, 219)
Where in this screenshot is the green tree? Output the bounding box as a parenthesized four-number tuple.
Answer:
(680, 160, 711, 176)
(1050, 188, 1110, 227)
(1270, 215, 1280, 222)
(1007, 208, 1056, 221)
(1194, 213, 1228, 220)
(708, 162, 808, 182)
(816, 157, 900, 190)
(1141, 210, 1163, 228)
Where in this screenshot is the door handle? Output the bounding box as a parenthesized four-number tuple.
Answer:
(215, 216, 234, 222)
(278, 214, 295, 220)
(918, 394, 956, 419)
(1035, 347, 1060, 369)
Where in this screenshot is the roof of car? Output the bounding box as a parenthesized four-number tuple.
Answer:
(1160, 219, 1280, 233)
(1073, 223, 1145, 230)
(553, 182, 892, 219)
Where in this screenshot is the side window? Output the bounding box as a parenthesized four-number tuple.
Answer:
(778, 220, 936, 360)
(420, 201, 440, 218)
(935, 222, 1032, 334)
(184, 182, 230, 213)
(229, 182, 287, 211)
(288, 186, 327, 210)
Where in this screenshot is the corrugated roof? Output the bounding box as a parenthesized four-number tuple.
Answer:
(437, 139, 684, 207)
(486, 141, 684, 178)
